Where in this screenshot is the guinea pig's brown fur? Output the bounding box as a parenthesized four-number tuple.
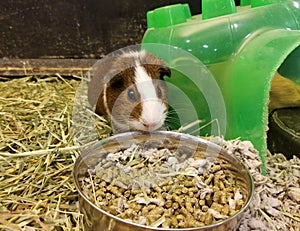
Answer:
(269, 72, 300, 112)
(88, 50, 171, 133)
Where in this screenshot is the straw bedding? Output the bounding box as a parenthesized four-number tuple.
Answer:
(0, 76, 82, 230)
(0, 75, 299, 230)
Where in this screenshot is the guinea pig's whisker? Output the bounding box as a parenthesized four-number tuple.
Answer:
(167, 102, 196, 108)
(163, 121, 181, 131)
(166, 106, 197, 116)
(164, 111, 179, 118)
(168, 108, 197, 115)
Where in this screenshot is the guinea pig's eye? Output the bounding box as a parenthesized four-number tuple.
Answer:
(157, 86, 163, 98)
(127, 89, 137, 102)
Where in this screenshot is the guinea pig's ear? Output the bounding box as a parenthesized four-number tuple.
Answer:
(109, 73, 125, 90)
(159, 66, 171, 79)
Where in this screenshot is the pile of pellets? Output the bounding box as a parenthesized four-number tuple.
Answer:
(80, 144, 248, 229)
(212, 137, 300, 231)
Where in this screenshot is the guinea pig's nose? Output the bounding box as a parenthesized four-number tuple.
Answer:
(143, 122, 158, 131)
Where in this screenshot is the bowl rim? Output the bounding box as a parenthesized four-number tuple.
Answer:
(73, 131, 255, 231)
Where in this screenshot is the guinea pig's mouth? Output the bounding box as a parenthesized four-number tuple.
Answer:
(129, 118, 165, 132)
(141, 121, 161, 132)
(134, 100, 167, 132)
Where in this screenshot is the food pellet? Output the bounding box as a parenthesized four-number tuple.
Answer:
(80, 144, 247, 228)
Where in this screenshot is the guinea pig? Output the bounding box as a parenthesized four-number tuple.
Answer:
(87, 50, 171, 133)
(269, 72, 300, 112)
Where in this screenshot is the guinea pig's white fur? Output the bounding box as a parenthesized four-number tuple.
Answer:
(88, 50, 171, 133)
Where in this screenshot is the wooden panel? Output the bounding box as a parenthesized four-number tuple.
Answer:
(0, 59, 97, 76)
(0, 0, 241, 76)
(0, 0, 201, 59)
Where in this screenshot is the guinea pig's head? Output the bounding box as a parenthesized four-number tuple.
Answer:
(96, 51, 171, 133)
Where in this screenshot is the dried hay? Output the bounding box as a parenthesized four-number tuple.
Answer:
(0, 75, 85, 231)
(0, 75, 299, 231)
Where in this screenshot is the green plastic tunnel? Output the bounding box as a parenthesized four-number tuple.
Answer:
(142, 0, 300, 174)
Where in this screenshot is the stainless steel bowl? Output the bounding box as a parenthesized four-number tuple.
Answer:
(73, 131, 254, 231)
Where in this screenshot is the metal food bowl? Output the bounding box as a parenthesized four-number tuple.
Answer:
(73, 131, 254, 231)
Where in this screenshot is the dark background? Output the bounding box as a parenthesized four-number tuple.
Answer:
(0, 0, 240, 59)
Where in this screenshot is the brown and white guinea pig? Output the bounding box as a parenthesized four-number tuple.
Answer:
(87, 50, 171, 133)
